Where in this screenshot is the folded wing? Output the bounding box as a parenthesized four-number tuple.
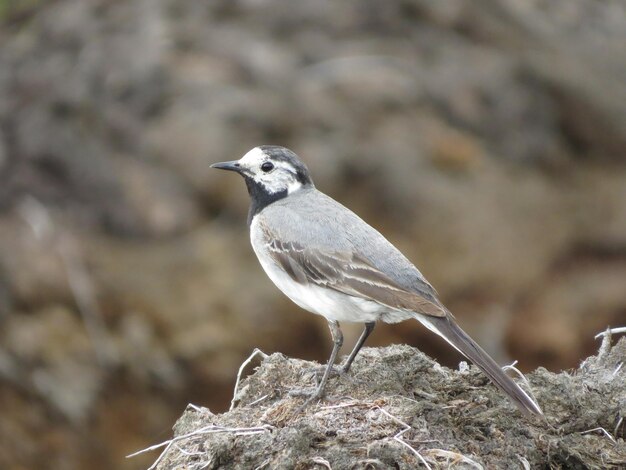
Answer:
(265, 234, 447, 318)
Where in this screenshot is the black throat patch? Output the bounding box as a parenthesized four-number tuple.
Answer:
(245, 176, 288, 225)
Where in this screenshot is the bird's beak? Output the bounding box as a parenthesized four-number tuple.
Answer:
(210, 160, 242, 173)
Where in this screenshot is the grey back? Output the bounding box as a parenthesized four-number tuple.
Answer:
(258, 187, 440, 305)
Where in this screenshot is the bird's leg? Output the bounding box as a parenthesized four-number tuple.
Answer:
(290, 320, 343, 403)
(312, 320, 343, 399)
(340, 321, 375, 374)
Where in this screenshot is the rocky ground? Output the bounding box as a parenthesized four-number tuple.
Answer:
(148, 335, 626, 469)
(0, 0, 625, 469)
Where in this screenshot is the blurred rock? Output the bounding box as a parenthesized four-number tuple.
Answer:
(2, 305, 103, 422)
(0, 0, 625, 469)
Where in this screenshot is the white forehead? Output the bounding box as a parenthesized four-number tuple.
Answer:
(239, 147, 266, 166)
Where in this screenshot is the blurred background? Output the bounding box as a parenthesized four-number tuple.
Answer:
(1, 0, 625, 468)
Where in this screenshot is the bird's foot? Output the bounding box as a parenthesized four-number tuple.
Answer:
(288, 385, 325, 412)
(302, 365, 342, 383)
(338, 361, 354, 375)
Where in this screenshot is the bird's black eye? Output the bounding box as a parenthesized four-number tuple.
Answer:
(261, 161, 274, 172)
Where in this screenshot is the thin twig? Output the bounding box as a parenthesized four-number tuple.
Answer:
(173, 443, 204, 457)
(580, 427, 617, 444)
(502, 361, 542, 414)
(596, 329, 614, 359)
(128, 424, 273, 470)
(145, 439, 174, 470)
(310, 457, 333, 469)
(320, 400, 365, 410)
(614, 416, 624, 438)
(516, 455, 531, 470)
(376, 406, 411, 429)
(373, 406, 432, 469)
(393, 435, 432, 469)
(230, 349, 268, 411)
(247, 394, 270, 407)
(254, 458, 271, 470)
(502, 361, 528, 388)
(187, 403, 206, 413)
(594, 327, 626, 339)
(127, 424, 273, 459)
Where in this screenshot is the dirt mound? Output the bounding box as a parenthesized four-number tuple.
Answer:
(143, 335, 626, 469)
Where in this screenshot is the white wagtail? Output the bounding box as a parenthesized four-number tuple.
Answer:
(211, 145, 542, 416)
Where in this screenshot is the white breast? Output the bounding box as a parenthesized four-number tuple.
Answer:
(249, 216, 388, 323)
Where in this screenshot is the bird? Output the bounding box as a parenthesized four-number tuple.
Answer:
(211, 145, 543, 416)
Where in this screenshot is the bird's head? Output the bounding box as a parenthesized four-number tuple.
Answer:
(211, 146, 314, 198)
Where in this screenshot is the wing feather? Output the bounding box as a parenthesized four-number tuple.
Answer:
(260, 223, 446, 317)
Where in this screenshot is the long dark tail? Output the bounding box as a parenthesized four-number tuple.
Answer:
(417, 314, 543, 417)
